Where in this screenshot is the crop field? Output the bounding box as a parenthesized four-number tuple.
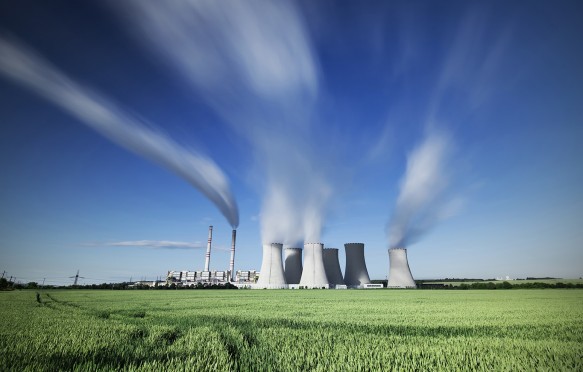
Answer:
(1, 289, 582, 371)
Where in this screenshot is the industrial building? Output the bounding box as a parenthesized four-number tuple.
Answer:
(165, 225, 258, 287)
(166, 269, 257, 287)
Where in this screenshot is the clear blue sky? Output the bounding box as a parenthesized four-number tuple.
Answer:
(1, 1, 582, 285)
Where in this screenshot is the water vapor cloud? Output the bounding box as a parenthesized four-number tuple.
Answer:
(112, 1, 332, 244)
(388, 131, 459, 248)
(0, 36, 239, 227)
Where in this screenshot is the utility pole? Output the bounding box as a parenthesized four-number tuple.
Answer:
(42, 278, 46, 286)
(1, 270, 5, 279)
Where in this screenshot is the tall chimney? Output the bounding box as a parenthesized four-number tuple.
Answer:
(204, 225, 213, 272)
(229, 229, 236, 281)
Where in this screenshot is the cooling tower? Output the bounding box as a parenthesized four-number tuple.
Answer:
(204, 225, 213, 271)
(229, 229, 236, 281)
(344, 243, 371, 288)
(257, 243, 287, 288)
(387, 248, 416, 288)
(299, 243, 329, 288)
(323, 248, 345, 286)
(284, 248, 303, 284)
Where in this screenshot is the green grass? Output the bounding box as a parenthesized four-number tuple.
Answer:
(1, 289, 582, 371)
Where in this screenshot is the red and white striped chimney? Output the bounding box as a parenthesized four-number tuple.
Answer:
(229, 229, 236, 281)
(204, 225, 213, 272)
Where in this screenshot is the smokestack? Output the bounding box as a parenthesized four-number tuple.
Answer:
(387, 248, 416, 288)
(323, 248, 345, 286)
(204, 225, 213, 272)
(344, 243, 371, 288)
(299, 243, 329, 288)
(229, 229, 236, 281)
(284, 248, 303, 284)
(257, 243, 287, 288)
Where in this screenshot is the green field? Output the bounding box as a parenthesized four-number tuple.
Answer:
(1, 289, 582, 371)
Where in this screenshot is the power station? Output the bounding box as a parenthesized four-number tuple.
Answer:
(166, 226, 416, 289)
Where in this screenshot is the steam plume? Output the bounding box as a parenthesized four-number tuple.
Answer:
(0, 36, 239, 227)
(111, 1, 331, 244)
(388, 131, 458, 248)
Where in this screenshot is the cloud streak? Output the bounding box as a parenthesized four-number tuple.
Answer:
(0, 35, 239, 227)
(111, 1, 333, 244)
(107, 240, 205, 250)
(112, 1, 317, 111)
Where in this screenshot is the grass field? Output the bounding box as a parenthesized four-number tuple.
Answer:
(1, 289, 582, 371)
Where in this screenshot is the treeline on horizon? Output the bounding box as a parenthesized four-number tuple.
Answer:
(3, 277, 582, 291)
(0, 278, 237, 291)
(416, 281, 583, 290)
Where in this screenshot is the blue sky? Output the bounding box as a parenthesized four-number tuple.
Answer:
(1, 1, 582, 285)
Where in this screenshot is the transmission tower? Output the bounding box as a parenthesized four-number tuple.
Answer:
(69, 270, 85, 286)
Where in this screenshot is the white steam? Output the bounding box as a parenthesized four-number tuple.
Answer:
(388, 131, 459, 248)
(111, 1, 331, 244)
(0, 36, 239, 227)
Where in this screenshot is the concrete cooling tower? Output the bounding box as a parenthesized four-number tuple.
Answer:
(257, 243, 287, 288)
(387, 248, 416, 288)
(284, 248, 303, 284)
(323, 248, 345, 286)
(299, 243, 329, 288)
(344, 243, 371, 288)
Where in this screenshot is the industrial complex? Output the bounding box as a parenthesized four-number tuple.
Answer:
(165, 226, 416, 289)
